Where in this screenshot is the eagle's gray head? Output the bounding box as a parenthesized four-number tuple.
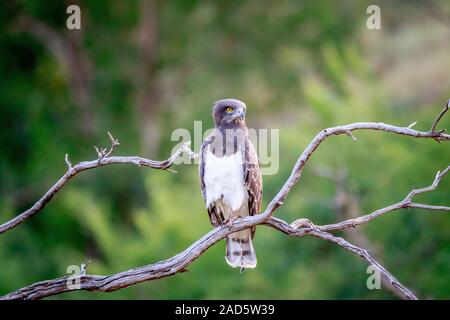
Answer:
(212, 98, 247, 128)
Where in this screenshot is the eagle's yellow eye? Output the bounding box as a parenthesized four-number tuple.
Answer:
(225, 107, 234, 113)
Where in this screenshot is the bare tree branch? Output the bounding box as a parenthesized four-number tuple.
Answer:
(260, 118, 449, 220)
(430, 99, 449, 136)
(1, 213, 268, 300)
(1, 103, 449, 299)
(268, 217, 418, 299)
(308, 229, 418, 300)
(1, 215, 419, 300)
(312, 165, 414, 299)
(319, 166, 450, 232)
(0, 134, 194, 235)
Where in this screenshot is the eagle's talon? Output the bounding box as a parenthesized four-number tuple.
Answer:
(223, 216, 238, 228)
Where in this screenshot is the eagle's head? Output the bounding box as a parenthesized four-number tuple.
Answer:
(212, 98, 247, 128)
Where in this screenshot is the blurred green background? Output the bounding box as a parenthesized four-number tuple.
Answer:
(0, 0, 449, 299)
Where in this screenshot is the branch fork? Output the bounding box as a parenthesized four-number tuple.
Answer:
(94, 131, 120, 162)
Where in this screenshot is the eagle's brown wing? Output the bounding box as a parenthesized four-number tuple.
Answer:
(199, 135, 224, 227)
(244, 139, 263, 238)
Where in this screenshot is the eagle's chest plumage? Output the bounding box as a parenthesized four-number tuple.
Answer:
(204, 145, 247, 212)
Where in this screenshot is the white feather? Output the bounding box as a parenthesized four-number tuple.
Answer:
(204, 145, 246, 211)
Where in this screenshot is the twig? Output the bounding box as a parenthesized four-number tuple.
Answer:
(345, 130, 358, 141)
(430, 100, 449, 135)
(105, 132, 120, 158)
(64, 154, 72, 170)
(80, 260, 92, 275)
(93, 132, 120, 161)
(407, 121, 418, 129)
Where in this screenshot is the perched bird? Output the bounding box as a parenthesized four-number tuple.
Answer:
(199, 99, 263, 270)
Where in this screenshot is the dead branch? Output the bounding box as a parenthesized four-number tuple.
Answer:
(0, 133, 194, 235)
(312, 165, 412, 299)
(308, 229, 418, 300)
(1, 103, 449, 300)
(319, 166, 450, 232)
(269, 217, 418, 299)
(1, 213, 422, 300)
(430, 99, 449, 136)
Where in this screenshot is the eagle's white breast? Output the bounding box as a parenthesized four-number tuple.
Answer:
(204, 145, 246, 211)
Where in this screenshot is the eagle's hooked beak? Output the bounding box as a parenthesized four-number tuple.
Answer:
(232, 109, 245, 124)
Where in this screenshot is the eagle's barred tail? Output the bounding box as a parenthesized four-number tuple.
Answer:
(225, 230, 257, 269)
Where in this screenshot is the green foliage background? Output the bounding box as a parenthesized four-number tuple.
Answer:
(0, 0, 449, 299)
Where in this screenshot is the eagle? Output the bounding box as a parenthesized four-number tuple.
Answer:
(199, 99, 263, 270)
